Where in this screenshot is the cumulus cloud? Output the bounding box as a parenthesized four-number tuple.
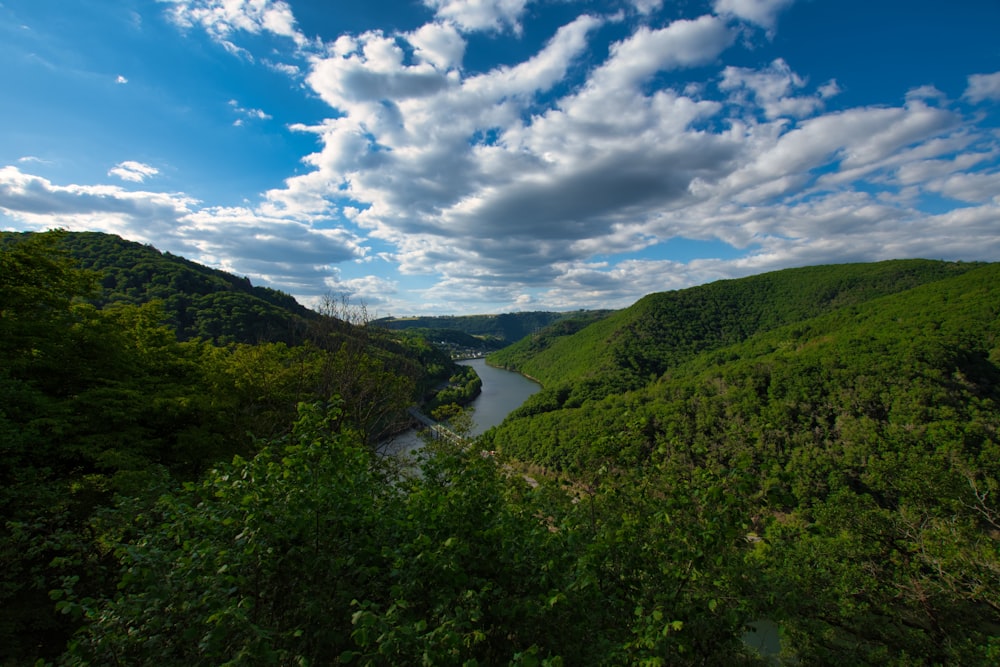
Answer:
(11, 0, 997, 315)
(325, 274, 400, 311)
(0, 166, 365, 299)
(703, 100, 960, 207)
(407, 22, 466, 71)
(924, 170, 1000, 204)
(720, 59, 831, 119)
(964, 71, 1000, 103)
(712, 0, 796, 31)
(0, 166, 194, 239)
(422, 0, 530, 34)
(241, 5, 1000, 312)
(589, 15, 733, 92)
(108, 161, 159, 182)
(115, 74, 128, 84)
(265, 12, 603, 224)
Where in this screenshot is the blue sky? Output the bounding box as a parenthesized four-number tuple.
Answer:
(2, 0, 999, 315)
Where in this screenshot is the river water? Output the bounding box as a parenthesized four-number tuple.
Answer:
(383, 358, 540, 456)
(456, 358, 540, 436)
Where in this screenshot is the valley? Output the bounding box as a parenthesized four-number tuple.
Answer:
(2, 231, 997, 665)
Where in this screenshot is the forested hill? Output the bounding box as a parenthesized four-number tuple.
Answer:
(374, 309, 611, 345)
(483, 260, 1000, 662)
(0, 230, 317, 344)
(490, 259, 982, 395)
(5, 232, 999, 664)
(0, 230, 467, 662)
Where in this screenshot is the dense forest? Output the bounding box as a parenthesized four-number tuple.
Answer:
(48, 231, 318, 345)
(486, 259, 1000, 663)
(0, 231, 471, 663)
(2, 233, 998, 664)
(374, 310, 612, 348)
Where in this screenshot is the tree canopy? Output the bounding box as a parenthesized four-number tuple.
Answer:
(3, 233, 998, 664)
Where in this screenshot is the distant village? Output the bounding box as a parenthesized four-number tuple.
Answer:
(441, 343, 490, 360)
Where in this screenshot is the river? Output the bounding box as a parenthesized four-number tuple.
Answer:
(383, 358, 540, 456)
(455, 358, 540, 436)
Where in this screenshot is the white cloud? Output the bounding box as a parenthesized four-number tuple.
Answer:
(924, 170, 1000, 204)
(818, 80, 841, 99)
(1, 166, 193, 240)
(306, 30, 450, 110)
(590, 16, 733, 93)
(162, 0, 309, 47)
(627, 0, 664, 15)
(251, 5, 1000, 314)
(712, 0, 796, 31)
(219, 39, 254, 61)
(894, 151, 994, 187)
(716, 101, 959, 203)
(964, 71, 1000, 103)
(407, 22, 466, 71)
(422, 0, 530, 34)
(906, 84, 947, 103)
(463, 14, 603, 99)
(108, 161, 159, 183)
(229, 99, 272, 125)
(324, 274, 400, 311)
(265, 60, 300, 77)
(267, 13, 603, 225)
(720, 58, 828, 119)
(22, 0, 996, 315)
(115, 74, 128, 84)
(0, 166, 365, 299)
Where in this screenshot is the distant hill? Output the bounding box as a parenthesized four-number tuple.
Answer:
(392, 327, 500, 357)
(490, 259, 982, 397)
(488, 258, 994, 461)
(374, 310, 612, 347)
(482, 259, 1000, 660)
(6, 232, 999, 664)
(1, 231, 318, 345)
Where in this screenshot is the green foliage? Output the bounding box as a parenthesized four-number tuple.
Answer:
(396, 326, 503, 355)
(1, 230, 97, 374)
(428, 364, 483, 412)
(5, 234, 998, 664)
(59, 404, 766, 666)
(491, 259, 980, 400)
(0, 232, 428, 663)
(487, 261, 1000, 663)
(376, 310, 612, 346)
(36, 230, 317, 345)
(61, 402, 383, 665)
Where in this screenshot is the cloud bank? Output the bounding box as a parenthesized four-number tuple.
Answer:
(3, 0, 999, 314)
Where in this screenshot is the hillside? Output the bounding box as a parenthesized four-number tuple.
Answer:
(490, 259, 980, 395)
(489, 259, 999, 464)
(5, 233, 998, 665)
(0, 231, 318, 344)
(375, 309, 611, 347)
(484, 260, 1000, 662)
(0, 230, 474, 663)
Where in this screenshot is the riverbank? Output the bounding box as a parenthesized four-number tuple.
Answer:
(480, 359, 544, 386)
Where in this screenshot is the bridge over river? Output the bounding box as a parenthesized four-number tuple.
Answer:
(407, 407, 466, 446)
